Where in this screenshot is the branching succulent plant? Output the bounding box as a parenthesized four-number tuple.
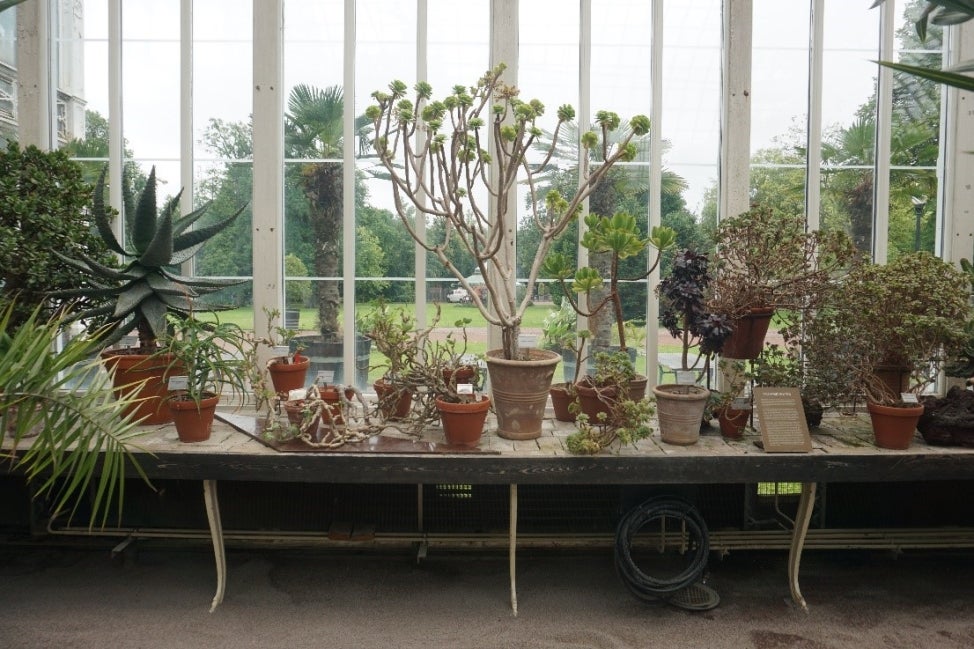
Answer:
(56, 167, 246, 349)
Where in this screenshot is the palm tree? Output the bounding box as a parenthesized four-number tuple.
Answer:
(285, 84, 346, 338)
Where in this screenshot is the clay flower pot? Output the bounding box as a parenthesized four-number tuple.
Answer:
(549, 382, 576, 423)
(168, 393, 219, 443)
(721, 307, 774, 360)
(866, 401, 923, 450)
(267, 354, 310, 396)
(374, 378, 412, 420)
(102, 350, 181, 425)
(716, 404, 751, 440)
(435, 395, 491, 448)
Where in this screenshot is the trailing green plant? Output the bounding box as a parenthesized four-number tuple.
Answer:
(55, 167, 247, 349)
(0, 142, 115, 331)
(0, 303, 150, 528)
(567, 351, 654, 454)
(159, 313, 250, 407)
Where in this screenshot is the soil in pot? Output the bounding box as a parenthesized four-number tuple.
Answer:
(168, 393, 219, 443)
(866, 401, 923, 450)
(435, 395, 491, 448)
(267, 354, 310, 396)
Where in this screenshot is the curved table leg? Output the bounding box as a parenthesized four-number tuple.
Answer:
(509, 483, 518, 617)
(203, 479, 226, 612)
(788, 481, 817, 612)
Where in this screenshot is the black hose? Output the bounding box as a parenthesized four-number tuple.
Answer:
(614, 496, 710, 598)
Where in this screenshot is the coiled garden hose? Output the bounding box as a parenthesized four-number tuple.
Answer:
(614, 496, 710, 598)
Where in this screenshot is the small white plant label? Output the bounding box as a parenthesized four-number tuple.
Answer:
(317, 370, 334, 384)
(518, 333, 538, 349)
(460, 353, 478, 366)
(901, 393, 919, 404)
(731, 397, 751, 410)
(457, 383, 475, 395)
(168, 375, 189, 391)
(675, 370, 697, 385)
(271, 345, 290, 358)
(288, 388, 307, 401)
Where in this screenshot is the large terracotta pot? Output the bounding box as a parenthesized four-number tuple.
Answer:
(653, 384, 710, 445)
(168, 393, 219, 443)
(485, 349, 560, 440)
(101, 349, 180, 425)
(721, 307, 774, 360)
(267, 354, 310, 396)
(435, 395, 491, 448)
(866, 401, 922, 450)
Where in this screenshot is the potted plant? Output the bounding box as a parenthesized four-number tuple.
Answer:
(655, 249, 734, 445)
(432, 353, 490, 449)
(0, 303, 150, 528)
(367, 64, 652, 440)
(807, 252, 970, 449)
(540, 302, 581, 384)
(359, 300, 422, 421)
(566, 351, 655, 454)
(260, 308, 310, 398)
(709, 359, 753, 440)
(708, 206, 859, 359)
(160, 313, 250, 443)
(55, 167, 246, 424)
(751, 343, 824, 428)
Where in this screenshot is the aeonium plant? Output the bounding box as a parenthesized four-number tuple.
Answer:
(367, 63, 653, 360)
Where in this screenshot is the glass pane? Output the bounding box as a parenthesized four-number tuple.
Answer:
(820, 167, 874, 253)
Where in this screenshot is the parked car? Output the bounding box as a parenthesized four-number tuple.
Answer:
(447, 288, 471, 303)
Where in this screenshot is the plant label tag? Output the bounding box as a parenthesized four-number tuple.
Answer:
(518, 333, 538, 349)
(271, 345, 290, 358)
(675, 370, 697, 385)
(901, 393, 919, 404)
(457, 383, 474, 395)
(168, 375, 189, 391)
(317, 370, 334, 384)
(288, 388, 307, 401)
(731, 397, 751, 410)
(460, 353, 478, 366)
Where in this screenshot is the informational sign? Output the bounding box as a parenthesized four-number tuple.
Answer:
(518, 333, 538, 349)
(753, 387, 812, 453)
(167, 375, 189, 391)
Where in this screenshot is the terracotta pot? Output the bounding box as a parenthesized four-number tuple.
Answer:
(485, 348, 560, 440)
(317, 385, 354, 428)
(549, 382, 576, 423)
(716, 405, 751, 440)
(575, 375, 648, 424)
(168, 393, 219, 443)
(653, 384, 711, 445)
(721, 307, 775, 360)
(101, 349, 181, 425)
(283, 399, 322, 440)
(442, 365, 477, 387)
(374, 378, 412, 420)
(866, 401, 922, 450)
(267, 354, 310, 396)
(436, 395, 491, 448)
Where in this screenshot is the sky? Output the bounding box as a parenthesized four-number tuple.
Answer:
(73, 0, 893, 215)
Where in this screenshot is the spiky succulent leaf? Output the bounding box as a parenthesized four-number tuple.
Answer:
(91, 168, 125, 256)
(172, 204, 246, 253)
(147, 273, 201, 297)
(113, 281, 153, 319)
(171, 200, 211, 236)
(168, 241, 206, 266)
(131, 167, 159, 255)
(139, 298, 170, 341)
(160, 268, 246, 289)
(138, 200, 175, 267)
(52, 250, 141, 282)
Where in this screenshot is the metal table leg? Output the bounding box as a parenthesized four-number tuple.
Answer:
(788, 481, 817, 611)
(509, 483, 518, 616)
(203, 479, 226, 612)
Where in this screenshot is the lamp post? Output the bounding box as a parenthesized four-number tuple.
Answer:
(911, 195, 927, 252)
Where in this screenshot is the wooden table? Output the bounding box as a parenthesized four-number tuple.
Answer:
(11, 409, 974, 613)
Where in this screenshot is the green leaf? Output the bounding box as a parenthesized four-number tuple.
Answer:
(131, 167, 159, 255)
(172, 203, 246, 253)
(113, 281, 153, 318)
(91, 167, 125, 256)
(877, 59, 974, 93)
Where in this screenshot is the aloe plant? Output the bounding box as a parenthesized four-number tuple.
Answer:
(56, 167, 246, 349)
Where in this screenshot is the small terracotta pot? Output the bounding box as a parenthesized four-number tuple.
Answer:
(866, 401, 923, 450)
(436, 395, 490, 448)
(317, 385, 354, 428)
(267, 354, 310, 396)
(374, 379, 412, 420)
(717, 405, 751, 440)
(549, 383, 577, 423)
(284, 399, 322, 440)
(168, 393, 219, 443)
